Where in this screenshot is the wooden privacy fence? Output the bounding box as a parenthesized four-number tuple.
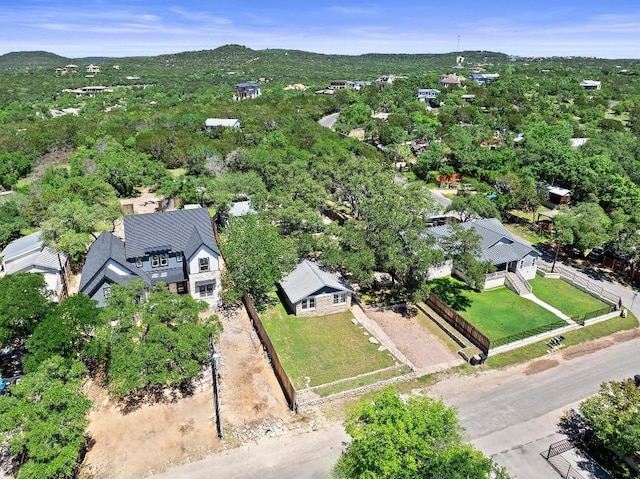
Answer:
(242, 291, 297, 411)
(426, 292, 491, 355)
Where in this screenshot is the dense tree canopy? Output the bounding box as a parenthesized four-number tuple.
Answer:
(0, 273, 51, 348)
(333, 389, 509, 479)
(220, 214, 297, 309)
(92, 282, 221, 398)
(0, 356, 91, 479)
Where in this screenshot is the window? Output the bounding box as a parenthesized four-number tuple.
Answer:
(103, 286, 111, 298)
(199, 257, 210, 272)
(176, 252, 183, 263)
(135, 257, 142, 268)
(177, 282, 187, 294)
(151, 254, 168, 268)
(333, 293, 346, 305)
(519, 260, 524, 269)
(199, 282, 215, 297)
(301, 297, 316, 310)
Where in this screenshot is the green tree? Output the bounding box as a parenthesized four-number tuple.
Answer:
(0, 356, 91, 479)
(23, 294, 101, 373)
(99, 282, 221, 398)
(220, 214, 297, 309)
(580, 379, 640, 463)
(333, 389, 509, 479)
(0, 273, 51, 348)
(445, 194, 501, 222)
(438, 223, 494, 291)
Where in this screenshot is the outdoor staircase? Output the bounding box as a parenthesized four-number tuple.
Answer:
(505, 271, 532, 296)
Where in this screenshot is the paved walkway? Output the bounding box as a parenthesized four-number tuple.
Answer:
(522, 293, 572, 321)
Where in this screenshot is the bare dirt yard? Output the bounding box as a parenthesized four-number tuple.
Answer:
(78, 307, 296, 479)
(362, 306, 460, 373)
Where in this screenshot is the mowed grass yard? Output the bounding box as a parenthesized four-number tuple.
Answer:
(261, 303, 399, 389)
(529, 276, 609, 318)
(458, 287, 562, 340)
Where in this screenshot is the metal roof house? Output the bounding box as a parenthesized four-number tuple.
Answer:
(425, 218, 539, 284)
(538, 183, 571, 207)
(205, 118, 241, 130)
(0, 231, 70, 301)
(79, 208, 221, 307)
(233, 83, 261, 100)
(279, 260, 354, 317)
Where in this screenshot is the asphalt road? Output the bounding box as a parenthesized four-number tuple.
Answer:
(153, 422, 349, 479)
(318, 112, 339, 129)
(452, 337, 640, 478)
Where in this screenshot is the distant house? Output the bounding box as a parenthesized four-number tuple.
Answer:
(328, 80, 353, 90)
(279, 260, 354, 317)
(205, 118, 241, 130)
(417, 88, 440, 102)
(86, 64, 101, 74)
(375, 75, 406, 85)
(0, 232, 70, 302)
(538, 183, 571, 207)
(438, 74, 464, 88)
(469, 73, 499, 85)
(580, 80, 601, 90)
(233, 83, 261, 100)
(425, 218, 539, 283)
(62, 86, 112, 96)
(570, 137, 589, 149)
(79, 208, 221, 307)
(328, 80, 370, 90)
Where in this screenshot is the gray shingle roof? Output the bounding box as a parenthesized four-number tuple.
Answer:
(79, 231, 148, 295)
(280, 259, 353, 304)
(425, 218, 536, 266)
(123, 208, 219, 260)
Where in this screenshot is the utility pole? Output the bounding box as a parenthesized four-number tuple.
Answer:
(209, 335, 223, 438)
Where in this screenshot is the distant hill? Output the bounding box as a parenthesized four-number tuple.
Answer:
(0, 45, 629, 81)
(0, 51, 72, 69)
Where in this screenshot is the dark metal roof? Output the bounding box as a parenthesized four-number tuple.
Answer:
(148, 267, 186, 285)
(79, 231, 149, 296)
(123, 208, 219, 260)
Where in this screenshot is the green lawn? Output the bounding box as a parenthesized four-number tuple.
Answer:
(261, 303, 398, 389)
(453, 285, 564, 340)
(529, 276, 609, 318)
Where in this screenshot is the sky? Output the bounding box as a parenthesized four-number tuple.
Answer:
(1, 1, 639, 59)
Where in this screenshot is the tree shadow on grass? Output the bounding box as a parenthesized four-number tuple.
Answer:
(429, 278, 473, 311)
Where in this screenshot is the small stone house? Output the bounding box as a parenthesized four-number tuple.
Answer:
(279, 260, 354, 317)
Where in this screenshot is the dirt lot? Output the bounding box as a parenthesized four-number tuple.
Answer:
(79, 308, 295, 479)
(363, 306, 459, 372)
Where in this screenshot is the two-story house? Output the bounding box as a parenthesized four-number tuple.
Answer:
(233, 83, 261, 100)
(79, 208, 221, 307)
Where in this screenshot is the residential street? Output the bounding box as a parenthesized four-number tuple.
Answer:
(445, 335, 640, 477)
(318, 112, 339, 129)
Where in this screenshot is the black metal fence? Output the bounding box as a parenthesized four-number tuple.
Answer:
(491, 319, 568, 348)
(570, 305, 615, 326)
